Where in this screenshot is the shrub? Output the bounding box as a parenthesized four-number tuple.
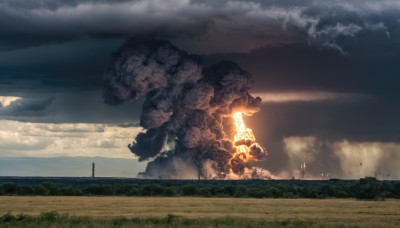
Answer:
(163, 187, 177, 197)
(224, 185, 238, 196)
(33, 186, 49, 195)
(41, 182, 60, 195)
(2, 183, 18, 195)
(141, 184, 165, 196)
(181, 185, 198, 196)
(0, 212, 16, 222)
(234, 185, 248, 197)
(199, 188, 211, 197)
(394, 183, 400, 198)
(19, 186, 34, 195)
(115, 185, 134, 195)
(84, 185, 113, 195)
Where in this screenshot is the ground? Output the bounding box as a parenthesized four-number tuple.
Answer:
(0, 197, 400, 227)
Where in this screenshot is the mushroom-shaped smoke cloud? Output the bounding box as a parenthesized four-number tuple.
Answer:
(104, 37, 266, 179)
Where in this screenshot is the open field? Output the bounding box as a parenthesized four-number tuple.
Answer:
(0, 197, 400, 227)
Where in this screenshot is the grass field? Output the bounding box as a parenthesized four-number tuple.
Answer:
(0, 197, 400, 227)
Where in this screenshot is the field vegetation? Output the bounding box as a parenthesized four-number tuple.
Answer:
(0, 177, 399, 227)
(0, 197, 400, 227)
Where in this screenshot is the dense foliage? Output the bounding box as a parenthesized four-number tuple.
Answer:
(0, 177, 398, 200)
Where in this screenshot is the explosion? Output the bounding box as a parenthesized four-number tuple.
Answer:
(233, 112, 255, 155)
(228, 112, 267, 177)
(103, 37, 268, 179)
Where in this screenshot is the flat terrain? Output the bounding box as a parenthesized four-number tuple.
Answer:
(0, 197, 400, 227)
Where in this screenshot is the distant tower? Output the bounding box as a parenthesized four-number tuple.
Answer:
(251, 168, 258, 180)
(92, 162, 95, 178)
(300, 161, 306, 179)
(197, 167, 203, 180)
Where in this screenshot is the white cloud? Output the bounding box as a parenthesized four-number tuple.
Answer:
(320, 0, 400, 14)
(0, 130, 44, 150)
(0, 120, 142, 158)
(0, 96, 21, 107)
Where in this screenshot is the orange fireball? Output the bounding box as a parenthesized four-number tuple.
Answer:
(230, 111, 266, 167)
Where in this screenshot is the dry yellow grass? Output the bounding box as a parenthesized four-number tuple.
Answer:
(0, 197, 400, 227)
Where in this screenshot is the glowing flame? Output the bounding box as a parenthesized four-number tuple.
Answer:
(233, 112, 255, 153)
(226, 111, 267, 177)
(231, 112, 256, 161)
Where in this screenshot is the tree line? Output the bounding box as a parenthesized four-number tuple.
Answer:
(0, 177, 399, 200)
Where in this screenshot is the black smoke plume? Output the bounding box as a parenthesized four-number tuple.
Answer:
(104, 37, 266, 179)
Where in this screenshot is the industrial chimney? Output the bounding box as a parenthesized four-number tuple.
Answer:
(92, 162, 95, 178)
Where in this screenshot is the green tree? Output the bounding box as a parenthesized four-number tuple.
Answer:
(354, 177, 385, 200)
(19, 186, 34, 195)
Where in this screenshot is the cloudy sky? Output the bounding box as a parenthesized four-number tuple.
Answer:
(1, 0, 400, 178)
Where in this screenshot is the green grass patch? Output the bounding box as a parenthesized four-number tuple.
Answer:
(0, 211, 360, 228)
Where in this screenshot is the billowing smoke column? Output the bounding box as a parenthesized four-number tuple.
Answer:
(104, 37, 267, 179)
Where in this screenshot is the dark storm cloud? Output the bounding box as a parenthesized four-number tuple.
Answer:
(207, 42, 400, 96)
(0, 97, 54, 117)
(0, 0, 399, 53)
(1, 0, 399, 95)
(1, 0, 398, 96)
(0, 0, 398, 128)
(0, 38, 123, 91)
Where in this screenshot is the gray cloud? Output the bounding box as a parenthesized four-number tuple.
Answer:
(281, 136, 400, 179)
(0, 96, 54, 117)
(0, 89, 143, 124)
(0, 0, 397, 54)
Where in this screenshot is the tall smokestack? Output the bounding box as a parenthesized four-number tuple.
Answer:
(300, 162, 306, 179)
(92, 162, 95, 178)
(103, 37, 268, 179)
